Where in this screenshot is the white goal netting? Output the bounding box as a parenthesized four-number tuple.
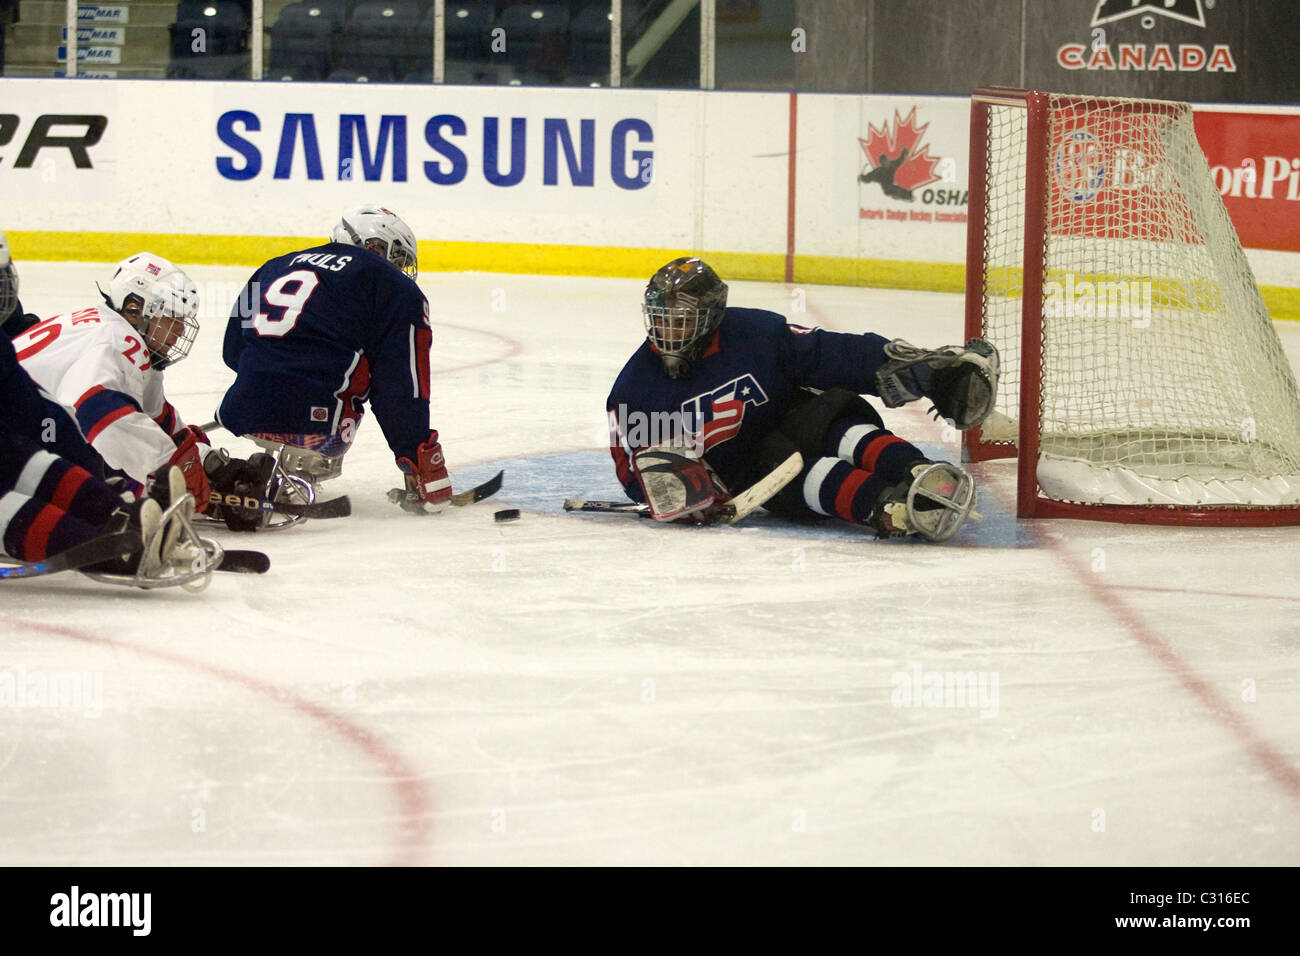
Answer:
(976, 92, 1300, 508)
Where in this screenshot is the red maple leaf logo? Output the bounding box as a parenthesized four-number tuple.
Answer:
(858, 107, 942, 193)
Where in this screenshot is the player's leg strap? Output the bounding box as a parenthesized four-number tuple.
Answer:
(777, 387, 882, 455)
(758, 388, 881, 517)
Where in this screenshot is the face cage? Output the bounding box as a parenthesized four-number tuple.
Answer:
(139, 305, 200, 369)
(0, 263, 17, 318)
(363, 238, 418, 280)
(643, 304, 717, 360)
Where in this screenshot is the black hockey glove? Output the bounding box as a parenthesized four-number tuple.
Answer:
(874, 338, 1000, 430)
(204, 451, 277, 531)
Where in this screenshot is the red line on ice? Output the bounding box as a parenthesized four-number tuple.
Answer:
(1109, 585, 1300, 604)
(431, 320, 524, 374)
(971, 471, 1300, 806)
(4, 616, 433, 866)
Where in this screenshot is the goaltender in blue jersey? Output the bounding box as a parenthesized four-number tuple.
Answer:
(606, 257, 1000, 541)
(218, 205, 452, 515)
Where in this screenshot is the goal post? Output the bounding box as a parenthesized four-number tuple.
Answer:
(964, 87, 1300, 526)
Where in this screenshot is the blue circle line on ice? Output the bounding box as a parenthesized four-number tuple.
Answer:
(456, 448, 1031, 548)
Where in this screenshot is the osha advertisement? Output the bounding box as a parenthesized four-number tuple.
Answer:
(794, 93, 972, 271)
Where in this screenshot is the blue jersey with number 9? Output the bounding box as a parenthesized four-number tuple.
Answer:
(219, 241, 433, 461)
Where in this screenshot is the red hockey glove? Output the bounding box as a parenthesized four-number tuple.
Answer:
(393, 433, 452, 514)
(174, 423, 211, 448)
(166, 427, 213, 514)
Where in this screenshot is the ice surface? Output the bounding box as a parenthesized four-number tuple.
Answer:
(2, 263, 1297, 865)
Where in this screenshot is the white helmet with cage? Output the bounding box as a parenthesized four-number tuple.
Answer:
(0, 231, 18, 320)
(99, 252, 200, 370)
(331, 204, 418, 279)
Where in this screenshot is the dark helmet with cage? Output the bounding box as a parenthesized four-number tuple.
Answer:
(642, 257, 728, 379)
(0, 231, 17, 321)
(98, 252, 200, 370)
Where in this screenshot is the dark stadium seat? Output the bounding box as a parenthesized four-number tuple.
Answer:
(494, 3, 570, 82)
(497, 69, 552, 87)
(174, 0, 250, 22)
(327, 65, 397, 83)
(269, 2, 345, 75)
(287, 0, 352, 20)
(569, 3, 610, 78)
(496, 3, 569, 56)
(442, 58, 482, 84)
(269, 61, 328, 82)
(169, 1, 248, 72)
(167, 52, 250, 79)
(335, 1, 428, 77)
(442, 2, 493, 62)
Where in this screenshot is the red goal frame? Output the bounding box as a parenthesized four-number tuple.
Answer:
(962, 87, 1300, 527)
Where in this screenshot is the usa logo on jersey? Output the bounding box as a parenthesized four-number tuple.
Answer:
(682, 373, 769, 451)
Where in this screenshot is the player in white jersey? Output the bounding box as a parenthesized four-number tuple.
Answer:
(12, 252, 214, 513)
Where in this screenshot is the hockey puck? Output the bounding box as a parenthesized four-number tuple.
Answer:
(494, 509, 521, 522)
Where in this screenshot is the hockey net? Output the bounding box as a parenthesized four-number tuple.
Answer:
(964, 88, 1300, 524)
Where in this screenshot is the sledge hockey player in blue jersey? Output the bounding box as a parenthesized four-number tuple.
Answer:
(0, 331, 211, 587)
(606, 257, 999, 541)
(217, 205, 452, 517)
(1, 232, 39, 338)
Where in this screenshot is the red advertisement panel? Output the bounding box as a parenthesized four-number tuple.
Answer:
(1046, 99, 1198, 245)
(1193, 110, 1300, 254)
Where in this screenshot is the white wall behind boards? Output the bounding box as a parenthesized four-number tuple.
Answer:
(0, 79, 960, 266)
(0, 79, 1294, 292)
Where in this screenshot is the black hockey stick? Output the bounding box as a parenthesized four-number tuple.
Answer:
(564, 453, 803, 525)
(207, 490, 353, 520)
(452, 470, 503, 506)
(225, 473, 496, 513)
(215, 550, 271, 574)
(563, 499, 650, 516)
(0, 532, 142, 580)
(388, 470, 504, 511)
(276, 496, 351, 518)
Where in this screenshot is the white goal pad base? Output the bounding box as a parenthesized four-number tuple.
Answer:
(1038, 457, 1300, 507)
